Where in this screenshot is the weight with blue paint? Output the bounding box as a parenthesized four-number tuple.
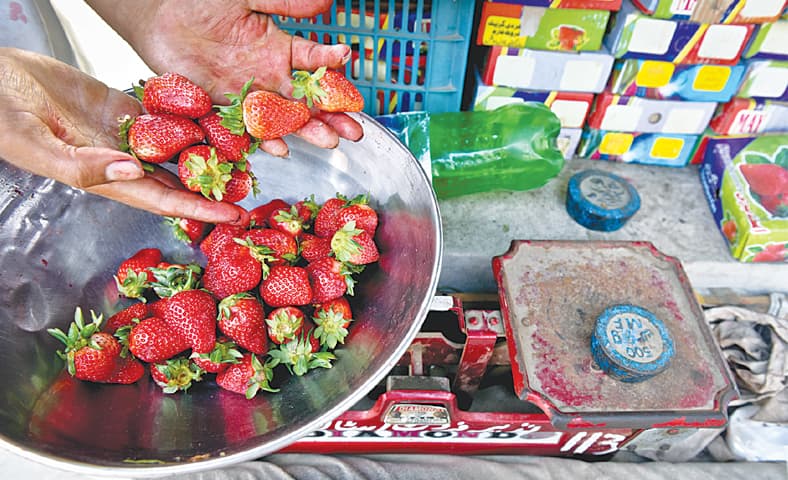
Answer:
(566, 169, 640, 231)
(591, 304, 674, 383)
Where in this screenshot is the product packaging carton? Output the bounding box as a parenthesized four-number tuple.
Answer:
(489, 0, 621, 10)
(587, 92, 717, 134)
(737, 60, 788, 101)
(699, 134, 788, 262)
(608, 59, 746, 102)
(708, 98, 788, 135)
(605, 0, 755, 65)
(483, 46, 615, 92)
(477, 2, 611, 50)
(743, 21, 788, 61)
(632, 0, 786, 23)
(578, 128, 700, 166)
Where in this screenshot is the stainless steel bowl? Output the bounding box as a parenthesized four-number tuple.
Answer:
(0, 113, 442, 476)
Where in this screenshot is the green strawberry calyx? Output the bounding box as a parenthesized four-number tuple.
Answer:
(154, 358, 205, 394)
(245, 355, 279, 399)
(218, 77, 254, 136)
(268, 333, 335, 377)
(330, 220, 364, 263)
(291, 66, 329, 108)
(313, 309, 352, 350)
(47, 307, 105, 376)
(184, 147, 233, 201)
(265, 309, 303, 344)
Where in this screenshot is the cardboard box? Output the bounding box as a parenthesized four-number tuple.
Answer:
(737, 60, 788, 101)
(709, 98, 788, 135)
(743, 21, 788, 62)
(587, 92, 717, 134)
(473, 86, 595, 128)
(608, 59, 746, 102)
(578, 128, 700, 166)
(632, 0, 786, 23)
(477, 2, 611, 50)
(605, 0, 755, 65)
(487, 0, 622, 10)
(482, 46, 615, 93)
(556, 128, 584, 159)
(698, 134, 788, 262)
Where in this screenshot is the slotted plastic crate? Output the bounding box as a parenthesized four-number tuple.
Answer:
(276, 0, 475, 115)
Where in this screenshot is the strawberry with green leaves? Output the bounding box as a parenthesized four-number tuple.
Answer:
(330, 221, 380, 265)
(306, 256, 361, 303)
(136, 72, 212, 119)
(244, 228, 298, 267)
(200, 223, 248, 262)
(223, 167, 258, 203)
(119, 315, 190, 363)
(165, 216, 207, 245)
(114, 248, 163, 301)
(148, 262, 203, 299)
(259, 265, 313, 307)
(216, 353, 279, 399)
(177, 145, 234, 201)
(249, 198, 290, 227)
(190, 338, 243, 374)
(218, 293, 269, 355)
(314, 195, 348, 238)
(198, 110, 255, 161)
(120, 113, 204, 163)
(313, 296, 353, 349)
(202, 244, 263, 299)
(265, 306, 305, 345)
(291, 67, 364, 113)
(269, 327, 335, 377)
(104, 302, 150, 334)
(335, 195, 379, 237)
(48, 308, 122, 382)
(150, 357, 205, 394)
(162, 289, 218, 354)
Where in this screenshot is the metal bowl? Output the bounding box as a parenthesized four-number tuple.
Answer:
(0, 113, 442, 476)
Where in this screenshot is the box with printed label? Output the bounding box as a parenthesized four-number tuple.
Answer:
(709, 98, 788, 135)
(473, 85, 595, 128)
(482, 46, 615, 93)
(477, 2, 611, 50)
(604, 0, 755, 65)
(556, 128, 584, 159)
(698, 134, 788, 262)
(632, 0, 786, 23)
(608, 59, 746, 102)
(487, 0, 622, 10)
(743, 21, 788, 62)
(737, 60, 788, 101)
(578, 128, 700, 166)
(587, 92, 717, 134)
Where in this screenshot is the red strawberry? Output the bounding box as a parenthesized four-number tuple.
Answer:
(105, 355, 146, 384)
(114, 248, 163, 301)
(165, 216, 207, 245)
(190, 338, 243, 374)
(269, 325, 334, 376)
(216, 353, 278, 398)
(291, 67, 364, 113)
(299, 233, 332, 263)
(177, 145, 234, 201)
(150, 357, 205, 393)
(295, 196, 320, 224)
(105, 302, 150, 334)
(200, 223, 248, 262)
(148, 262, 203, 298)
(138, 72, 212, 118)
(244, 228, 298, 267)
(740, 163, 788, 196)
(223, 168, 257, 203)
(314, 196, 347, 238)
(121, 315, 190, 363)
(121, 113, 204, 163)
(752, 243, 787, 262)
(202, 244, 262, 299)
(259, 265, 313, 307)
(48, 308, 121, 382)
(265, 306, 305, 345)
(163, 289, 218, 354)
(306, 257, 359, 303)
(249, 198, 290, 227)
(312, 296, 353, 349)
(268, 204, 308, 237)
(148, 297, 170, 319)
(218, 293, 269, 354)
(330, 222, 380, 265)
(335, 197, 378, 237)
(198, 110, 254, 161)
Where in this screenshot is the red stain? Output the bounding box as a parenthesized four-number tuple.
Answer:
(10, 2, 28, 23)
(41, 258, 48, 266)
(652, 417, 726, 428)
(532, 333, 596, 407)
(567, 418, 607, 428)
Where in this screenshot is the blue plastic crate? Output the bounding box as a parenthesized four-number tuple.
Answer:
(276, 0, 475, 115)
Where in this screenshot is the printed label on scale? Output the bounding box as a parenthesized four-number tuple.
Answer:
(605, 311, 665, 363)
(579, 173, 632, 210)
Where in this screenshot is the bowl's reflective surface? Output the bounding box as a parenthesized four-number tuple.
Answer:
(0, 114, 442, 476)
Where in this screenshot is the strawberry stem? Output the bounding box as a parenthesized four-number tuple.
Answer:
(218, 77, 254, 136)
(291, 66, 328, 108)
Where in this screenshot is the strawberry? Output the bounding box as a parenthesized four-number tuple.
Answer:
(198, 110, 255, 161)
(259, 265, 313, 307)
(216, 353, 278, 398)
(295, 196, 320, 224)
(330, 221, 380, 265)
(190, 338, 243, 374)
(306, 256, 360, 303)
(758, 193, 788, 217)
(105, 302, 150, 334)
(150, 357, 205, 393)
(148, 262, 203, 298)
(120, 315, 190, 363)
(312, 296, 353, 349)
(268, 204, 309, 237)
(218, 293, 269, 355)
(291, 66, 364, 113)
(249, 198, 290, 227)
(200, 223, 248, 262)
(163, 289, 218, 354)
(269, 328, 335, 377)
(114, 248, 162, 301)
(741, 163, 788, 197)
(335, 196, 378, 237)
(223, 168, 258, 203)
(165, 216, 207, 245)
(202, 245, 262, 299)
(148, 297, 170, 319)
(137, 72, 212, 118)
(48, 308, 122, 382)
(314, 195, 348, 238)
(177, 145, 234, 201)
(244, 228, 298, 267)
(265, 306, 305, 345)
(105, 355, 146, 384)
(120, 113, 204, 163)
(299, 233, 332, 263)
(217, 77, 310, 141)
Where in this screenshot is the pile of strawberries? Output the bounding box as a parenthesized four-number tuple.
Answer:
(49, 193, 380, 398)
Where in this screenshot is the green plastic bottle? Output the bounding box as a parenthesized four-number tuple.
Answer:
(377, 103, 564, 199)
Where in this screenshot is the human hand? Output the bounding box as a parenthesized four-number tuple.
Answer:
(87, 0, 364, 157)
(0, 48, 249, 225)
